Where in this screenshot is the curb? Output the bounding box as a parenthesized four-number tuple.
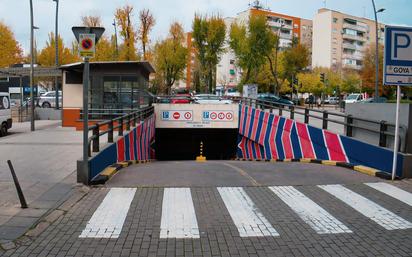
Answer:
(234, 158, 397, 180)
(91, 159, 153, 185)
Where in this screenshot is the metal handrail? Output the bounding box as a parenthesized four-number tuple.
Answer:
(83, 106, 154, 157)
(235, 97, 407, 153)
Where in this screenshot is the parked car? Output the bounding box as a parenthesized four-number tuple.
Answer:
(257, 93, 294, 106)
(37, 91, 62, 108)
(170, 94, 191, 104)
(193, 94, 233, 104)
(225, 88, 240, 97)
(344, 93, 364, 104)
(325, 96, 339, 105)
(0, 92, 12, 136)
(361, 97, 387, 103)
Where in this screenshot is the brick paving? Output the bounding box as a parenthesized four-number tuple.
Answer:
(1, 161, 411, 257)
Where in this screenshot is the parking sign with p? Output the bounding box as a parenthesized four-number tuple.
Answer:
(384, 26, 412, 85)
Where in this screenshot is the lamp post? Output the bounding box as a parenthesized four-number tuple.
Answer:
(53, 0, 59, 109)
(273, 23, 284, 95)
(372, 0, 385, 102)
(29, 0, 37, 131)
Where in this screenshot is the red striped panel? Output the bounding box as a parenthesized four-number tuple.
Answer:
(258, 112, 269, 145)
(129, 131, 135, 160)
(117, 137, 125, 162)
(136, 125, 142, 160)
(269, 116, 279, 159)
(282, 119, 294, 159)
(324, 131, 347, 162)
(251, 109, 260, 141)
(296, 122, 316, 159)
(244, 107, 252, 137)
(247, 138, 253, 159)
(255, 141, 262, 160)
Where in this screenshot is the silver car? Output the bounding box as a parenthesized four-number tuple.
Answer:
(37, 91, 62, 108)
(193, 94, 233, 104)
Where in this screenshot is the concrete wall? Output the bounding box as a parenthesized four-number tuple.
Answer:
(345, 103, 411, 153)
(35, 108, 61, 120)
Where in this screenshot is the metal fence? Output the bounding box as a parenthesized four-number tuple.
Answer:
(236, 97, 407, 153)
(85, 106, 154, 157)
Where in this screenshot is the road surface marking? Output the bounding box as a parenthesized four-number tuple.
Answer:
(218, 187, 279, 237)
(222, 162, 260, 186)
(160, 188, 199, 238)
(269, 186, 352, 234)
(365, 182, 412, 207)
(318, 184, 412, 230)
(79, 188, 136, 238)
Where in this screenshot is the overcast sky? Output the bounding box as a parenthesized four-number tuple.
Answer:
(0, 0, 411, 54)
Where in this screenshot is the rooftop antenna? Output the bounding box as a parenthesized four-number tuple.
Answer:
(251, 0, 263, 9)
(323, 0, 327, 8)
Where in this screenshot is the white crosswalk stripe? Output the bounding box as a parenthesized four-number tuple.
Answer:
(269, 186, 352, 234)
(79, 188, 136, 238)
(365, 182, 412, 207)
(217, 187, 279, 237)
(319, 184, 412, 230)
(160, 188, 200, 238)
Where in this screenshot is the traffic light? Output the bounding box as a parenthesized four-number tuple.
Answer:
(293, 77, 298, 85)
(320, 73, 325, 83)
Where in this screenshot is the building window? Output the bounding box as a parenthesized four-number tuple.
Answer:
(230, 59, 235, 65)
(333, 28, 338, 34)
(332, 48, 337, 54)
(332, 58, 337, 64)
(0, 77, 10, 82)
(333, 18, 338, 23)
(333, 38, 338, 44)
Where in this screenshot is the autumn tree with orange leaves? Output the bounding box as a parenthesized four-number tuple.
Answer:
(0, 21, 23, 67)
(115, 5, 138, 61)
(139, 9, 156, 60)
(38, 33, 78, 66)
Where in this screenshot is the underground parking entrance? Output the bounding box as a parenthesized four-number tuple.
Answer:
(155, 128, 238, 160)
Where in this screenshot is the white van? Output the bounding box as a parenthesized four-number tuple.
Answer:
(0, 92, 12, 136)
(344, 93, 364, 104)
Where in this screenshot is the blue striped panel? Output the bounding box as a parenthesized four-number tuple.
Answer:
(254, 111, 264, 142)
(275, 117, 285, 160)
(125, 131, 130, 160)
(133, 128, 138, 160)
(264, 114, 275, 160)
(307, 126, 329, 160)
(247, 108, 256, 139)
(242, 106, 248, 136)
(290, 123, 302, 159)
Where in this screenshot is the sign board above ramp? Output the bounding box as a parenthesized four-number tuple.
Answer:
(155, 104, 239, 129)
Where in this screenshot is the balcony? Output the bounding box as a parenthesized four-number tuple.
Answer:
(343, 63, 362, 70)
(342, 43, 365, 51)
(342, 52, 364, 61)
(343, 22, 368, 33)
(279, 32, 293, 40)
(342, 33, 366, 42)
(267, 20, 293, 30)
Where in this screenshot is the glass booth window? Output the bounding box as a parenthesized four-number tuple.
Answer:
(101, 76, 140, 110)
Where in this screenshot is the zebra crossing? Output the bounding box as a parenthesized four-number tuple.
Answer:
(79, 183, 412, 239)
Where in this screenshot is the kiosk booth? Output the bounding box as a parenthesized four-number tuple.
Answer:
(60, 61, 155, 130)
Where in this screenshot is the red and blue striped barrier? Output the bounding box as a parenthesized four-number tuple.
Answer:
(237, 105, 404, 177)
(89, 114, 156, 180)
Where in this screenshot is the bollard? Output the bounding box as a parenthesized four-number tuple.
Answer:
(7, 160, 28, 208)
(196, 141, 206, 162)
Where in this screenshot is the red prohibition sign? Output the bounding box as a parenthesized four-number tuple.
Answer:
(226, 112, 233, 120)
(210, 112, 217, 120)
(81, 38, 93, 50)
(173, 112, 180, 119)
(218, 112, 225, 120)
(184, 112, 192, 119)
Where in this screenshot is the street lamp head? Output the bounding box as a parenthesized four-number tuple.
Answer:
(33, 26, 39, 30)
(376, 8, 385, 13)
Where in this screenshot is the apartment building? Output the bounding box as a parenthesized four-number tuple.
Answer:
(312, 8, 385, 70)
(216, 7, 313, 90)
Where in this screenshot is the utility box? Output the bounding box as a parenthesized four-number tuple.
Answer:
(243, 84, 258, 98)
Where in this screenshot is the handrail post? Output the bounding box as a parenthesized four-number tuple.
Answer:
(379, 121, 388, 147)
(132, 112, 136, 127)
(119, 117, 123, 136)
(304, 108, 309, 124)
(126, 115, 130, 131)
(346, 115, 353, 137)
(290, 105, 295, 120)
(92, 125, 99, 153)
(108, 120, 113, 143)
(279, 105, 283, 116)
(322, 111, 328, 130)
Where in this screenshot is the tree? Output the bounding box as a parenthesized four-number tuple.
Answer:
(80, 15, 115, 61)
(360, 43, 389, 96)
(153, 22, 188, 94)
(115, 5, 138, 61)
(138, 9, 156, 60)
(341, 71, 361, 94)
(282, 42, 310, 84)
(229, 14, 274, 84)
(38, 33, 78, 66)
(0, 21, 22, 67)
(192, 15, 226, 93)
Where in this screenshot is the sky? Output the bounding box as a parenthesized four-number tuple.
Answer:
(0, 0, 411, 55)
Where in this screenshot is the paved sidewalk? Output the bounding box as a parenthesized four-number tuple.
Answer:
(0, 121, 82, 242)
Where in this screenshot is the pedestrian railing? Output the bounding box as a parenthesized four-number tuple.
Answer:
(235, 97, 407, 153)
(84, 106, 154, 157)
